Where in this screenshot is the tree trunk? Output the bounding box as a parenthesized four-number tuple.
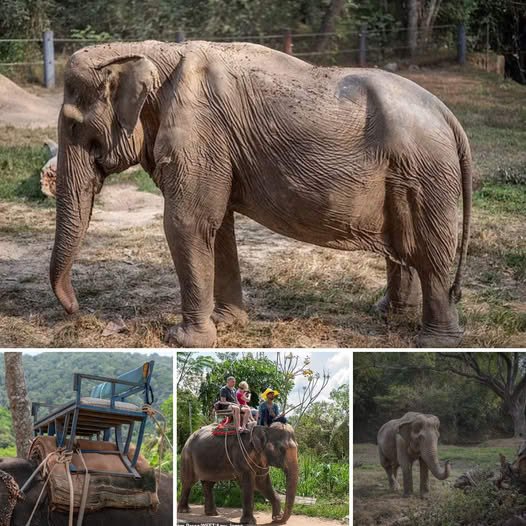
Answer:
(315, 0, 345, 53)
(508, 398, 526, 438)
(4, 353, 33, 458)
(408, 0, 419, 58)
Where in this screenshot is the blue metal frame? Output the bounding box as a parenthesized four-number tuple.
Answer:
(32, 362, 155, 479)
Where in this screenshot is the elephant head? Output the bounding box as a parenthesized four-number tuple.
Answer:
(50, 44, 161, 313)
(397, 412, 451, 480)
(252, 423, 299, 523)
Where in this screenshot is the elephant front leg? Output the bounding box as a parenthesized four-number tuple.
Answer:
(375, 259, 422, 316)
(239, 473, 257, 524)
(212, 211, 248, 327)
(202, 481, 218, 515)
(402, 462, 414, 497)
(256, 473, 281, 521)
(163, 206, 218, 348)
(419, 459, 430, 497)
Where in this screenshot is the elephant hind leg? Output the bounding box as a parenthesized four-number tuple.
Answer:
(375, 258, 422, 316)
(415, 268, 463, 347)
(212, 210, 248, 327)
(177, 452, 196, 514)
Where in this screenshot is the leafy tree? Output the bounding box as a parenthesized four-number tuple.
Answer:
(177, 390, 206, 452)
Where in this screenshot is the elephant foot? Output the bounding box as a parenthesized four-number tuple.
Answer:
(211, 305, 248, 327)
(205, 508, 219, 516)
(416, 328, 463, 348)
(402, 492, 413, 498)
(240, 515, 257, 524)
(177, 504, 191, 513)
(165, 320, 217, 348)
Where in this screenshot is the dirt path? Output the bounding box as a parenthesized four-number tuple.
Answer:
(177, 506, 344, 525)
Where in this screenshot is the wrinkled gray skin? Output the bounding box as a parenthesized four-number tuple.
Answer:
(178, 423, 299, 524)
(378, 412, 451, 497)
(0, 457, 172, 525)
(50, 40, 472, 348)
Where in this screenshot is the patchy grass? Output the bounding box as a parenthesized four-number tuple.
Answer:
(353, 441, 521, 525)
(0, 66, 525, 347)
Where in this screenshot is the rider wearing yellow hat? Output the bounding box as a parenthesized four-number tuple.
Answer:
(258, 387, 287, 426)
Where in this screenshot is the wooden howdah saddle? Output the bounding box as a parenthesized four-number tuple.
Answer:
(30, 362, 159, 512)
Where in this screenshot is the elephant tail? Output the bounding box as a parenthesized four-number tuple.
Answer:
(448, 117, 473, 304)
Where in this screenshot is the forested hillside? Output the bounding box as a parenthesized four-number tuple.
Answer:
(0, 352, 172, 409)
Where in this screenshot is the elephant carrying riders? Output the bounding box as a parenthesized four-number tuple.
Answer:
(258, 388, 288, 427)
(218, 376, 251, 432)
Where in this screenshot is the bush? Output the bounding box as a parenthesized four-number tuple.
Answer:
(410, 482, 526, 526)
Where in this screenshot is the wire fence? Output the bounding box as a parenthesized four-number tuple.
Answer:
(0, 24, 472, 87)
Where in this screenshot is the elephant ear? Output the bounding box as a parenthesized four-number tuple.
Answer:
(397, 413, 418, 443)
(95, 55, 160, 136)
(251, 426, 268, 454)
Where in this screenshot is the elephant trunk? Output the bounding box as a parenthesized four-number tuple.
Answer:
(421, 442, 451, 481)
(50, 142, 97, 314)
(0, 469, 20, 526)
(280, 448, 299, 523)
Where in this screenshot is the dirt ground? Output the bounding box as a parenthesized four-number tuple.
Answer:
(0, 66, 524, 347)
(0, 74, 61, 128)
(177, 505, 345, 525)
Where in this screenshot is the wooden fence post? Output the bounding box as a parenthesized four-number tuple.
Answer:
(457, 23, 467, 65)
(43, 30, 55, 88)
(359, 24, 367, 67)
(175, 29, 185, 43)
(283, 29, 293, 54)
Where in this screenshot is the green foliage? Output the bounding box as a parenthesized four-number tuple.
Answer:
(353, 353, 508, 443)
(176, 390, 206, 452)
(410, 482, 526, 526)
(143, 395, 173, 473)
(70, 25, 111, 41)
(292, 384, 349, 460)
(0, 406, 15, 452)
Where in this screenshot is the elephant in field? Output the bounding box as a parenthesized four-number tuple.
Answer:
(0, 457, 172, 525)
(50, 40, 472, 348)
(178, 423, 298, 524)
(378, 412, 451, 497)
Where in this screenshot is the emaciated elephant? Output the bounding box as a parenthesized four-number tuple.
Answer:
(0, 457, 173, 525)
(178, 423, 298, 524)
(50, 40, 472, 348)
(378, 412, 451, 497)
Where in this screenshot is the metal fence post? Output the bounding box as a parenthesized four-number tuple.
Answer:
(43, 30, 55, 88)
(283, 29, 292, 54)
(359, 24, 367, 67)
(457, 23, 466, 65)
(175, 29, 185, 43)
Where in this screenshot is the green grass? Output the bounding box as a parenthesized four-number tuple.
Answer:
(0, 145, 50, 202)
(0, 446, 16, 457)
(0, 144, 159, 202)
(473, 182, 526, 216)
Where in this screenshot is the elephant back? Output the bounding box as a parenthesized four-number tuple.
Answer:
(28, 436, 159, 513)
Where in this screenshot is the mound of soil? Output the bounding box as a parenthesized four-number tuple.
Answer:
(0, 74, 61, 128)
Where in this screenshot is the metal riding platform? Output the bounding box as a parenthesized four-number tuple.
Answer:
(32, 361, 155, 479)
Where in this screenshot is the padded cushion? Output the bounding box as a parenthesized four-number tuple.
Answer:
(79, 397, 140, 412)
